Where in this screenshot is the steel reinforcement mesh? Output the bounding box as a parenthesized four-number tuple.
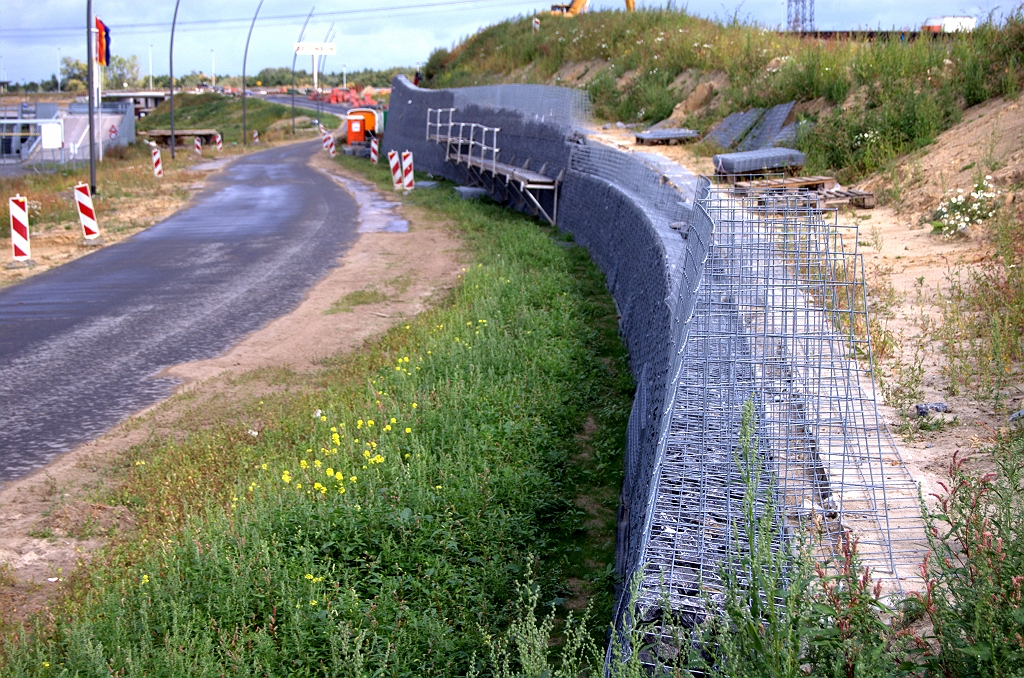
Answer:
(627, 187, 927, 641)
(386, 81, 926, 654)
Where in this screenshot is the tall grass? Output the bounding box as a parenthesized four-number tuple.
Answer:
(425, 8, 1024, 181)
(938, 207, 1024, 403)
(0, 158, 632, 676)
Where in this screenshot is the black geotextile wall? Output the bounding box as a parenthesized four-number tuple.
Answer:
(384, 75, 694, 587)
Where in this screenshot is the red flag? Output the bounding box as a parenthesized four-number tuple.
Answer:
(95, 18, 110, 66)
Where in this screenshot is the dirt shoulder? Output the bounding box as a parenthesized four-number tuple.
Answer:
(0, 156, 464, 624)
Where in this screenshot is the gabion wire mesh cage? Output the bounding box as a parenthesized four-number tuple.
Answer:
(615, 180, 928, 662)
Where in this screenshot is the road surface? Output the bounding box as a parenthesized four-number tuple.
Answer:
(263, 95, 352, 120)
(0, 140, 359, 482)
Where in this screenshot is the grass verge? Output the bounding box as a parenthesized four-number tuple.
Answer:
(0, 156, 632, 676)
(138, 93, 341, 145)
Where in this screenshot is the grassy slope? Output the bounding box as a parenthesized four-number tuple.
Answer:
(426, 9, 1024, 182)
(138, 93, 341, 145)
(0, 160, 631, 676)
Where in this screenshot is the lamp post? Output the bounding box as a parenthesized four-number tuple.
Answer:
(86, 0, 97, 193)
(242, 0, 265, 146)
(57, 48, 61, 93)
(291, 6, 314, 135)
(342, 63, 347, 90)
(169, 0, 181, 158)
(316, 22, 333, 120)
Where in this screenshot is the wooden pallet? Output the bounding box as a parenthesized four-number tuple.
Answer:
(733, 175, 839, 192)
(822, 188, 876, 208)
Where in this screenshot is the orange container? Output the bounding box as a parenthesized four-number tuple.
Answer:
(346, 115, 366, 144)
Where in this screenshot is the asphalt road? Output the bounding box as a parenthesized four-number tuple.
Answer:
(0, 140, 359, 482)
(263, 95, 352, 120)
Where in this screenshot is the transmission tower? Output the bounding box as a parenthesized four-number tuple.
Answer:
(787, 0, 815, 32)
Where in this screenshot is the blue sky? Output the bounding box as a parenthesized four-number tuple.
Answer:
(0, 0, 999, 84)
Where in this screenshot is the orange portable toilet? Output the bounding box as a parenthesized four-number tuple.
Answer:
(348, 108, 381, 136)
(346, 115, 366, 144)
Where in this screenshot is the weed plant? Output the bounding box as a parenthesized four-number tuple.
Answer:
(0, 157, 632, 676)
(938, 206, 1024, 401)
(138, 93, 340, 144)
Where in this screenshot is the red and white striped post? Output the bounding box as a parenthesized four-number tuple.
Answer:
(401, 151, 415, 191)
(532, 17, 540, 32)
(215, 133, 223, 151)
(370, 138, 379, 164)
(194, 136, 202, 155)
(328, 136, 337, 157)
(322, 131, 332, 151)
(74, 183, 102, 244)
(151, 146, 163, 177)
(8, 195, 33, 267)
(252, 130, 259, 143)
(318, 123, 326, 135)
(387, 151, 403, 191)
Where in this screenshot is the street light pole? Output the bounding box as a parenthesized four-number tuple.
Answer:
(57, 48, 61, 93)
(316, 22, 333, 121)
(86, 0, 97, 193)
(242, 0, 265, 146)
(291, 6, 315, 136)
(342, 63, 347, 90)
(169, 0, 181, 158)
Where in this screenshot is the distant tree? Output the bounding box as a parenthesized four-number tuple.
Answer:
(65, 79, 87, 92)
(104, 54, 141, 89)
(40, 75, 58, 92)
(60, 56, 88, 89)
(255, 67, 294, 87)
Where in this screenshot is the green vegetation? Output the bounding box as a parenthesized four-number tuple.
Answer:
(425, 8, 1024, 182)
(137, 93, 340, 144)
(939, 198, 1024, 403)
(0, 157, 632, 676)
(324, 288, 389, 314)
(463, 401, 1024, 678)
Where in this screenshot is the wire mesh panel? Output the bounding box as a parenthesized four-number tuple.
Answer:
(630, 185, 927, 632)
(452, 83, 592, 126)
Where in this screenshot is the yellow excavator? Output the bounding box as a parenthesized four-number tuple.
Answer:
(551, 0, 633, 17)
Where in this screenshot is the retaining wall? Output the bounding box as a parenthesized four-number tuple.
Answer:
(384, 75, 699, 589)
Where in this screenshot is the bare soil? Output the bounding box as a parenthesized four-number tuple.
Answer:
(0, 154, 464, 625)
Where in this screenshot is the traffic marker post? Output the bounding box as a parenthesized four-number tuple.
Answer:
(74, 182, 103, 246)
(328, 136, 337, 157)
(151, 146, 163, 177)
(215, 133, 223, 151)
(401, 151, 414, 191)
(370, 138, 378, 164)
(252, 130, 259, 143)
(7, 195, 34, 268)
(532, 17, 540, 32)
(387, 151, 402, 191)
(322, 131, 332, 151)
(194, 136, 202, 155)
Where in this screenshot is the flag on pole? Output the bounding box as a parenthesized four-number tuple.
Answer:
(95, 18, 111, 66)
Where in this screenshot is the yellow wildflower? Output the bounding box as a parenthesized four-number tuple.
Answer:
(141, 574, 150, 585)
(330, 426, 337, 433)
(412, 402, 418, 408)
(350, 476, 357, 483)
(282, 471, 292, 483)
(314, 459, 322, 469)
(261, 463, 267, 470)
(405, 428, 412, 434)
(300, 460, 309, 469)
(390, 417, 397, 424)
(367, 420, 374, 427)
(326, 467, 334, 477)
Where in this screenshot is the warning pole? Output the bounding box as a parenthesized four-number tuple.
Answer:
(7, 195, 35, 268)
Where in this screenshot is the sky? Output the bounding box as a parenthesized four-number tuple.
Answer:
(0, 0, 1001, 84)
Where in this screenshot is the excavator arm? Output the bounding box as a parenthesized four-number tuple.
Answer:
(551, 0, 633, 16)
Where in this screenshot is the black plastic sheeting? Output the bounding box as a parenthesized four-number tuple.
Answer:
(383, 75, 699, 591)
(712, 147, 807, 174)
